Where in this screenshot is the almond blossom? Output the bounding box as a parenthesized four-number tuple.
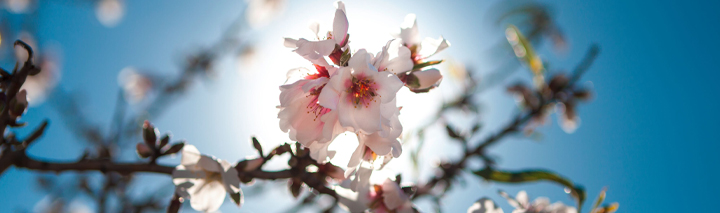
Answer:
(500, 190, 577, 213)
(172, 145, 242, 212)
(284, 1, 349, 66)
(337, 176, 416, 213)
(468, 198, 505, 213)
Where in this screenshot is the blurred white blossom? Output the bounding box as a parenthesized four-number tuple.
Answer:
(96, 0, 125, 27)
(501, 190, 577, 213)
(245, 0, 286, 28)
(172, 145, 242, 212)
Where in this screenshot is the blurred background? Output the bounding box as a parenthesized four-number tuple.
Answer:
(0, 0, 718, 212)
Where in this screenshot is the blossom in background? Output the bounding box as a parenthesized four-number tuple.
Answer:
(5, 0, 31, 14)
(338, 176, 416, 213)
(117, 67, 154, 104)
(245, 0, 286, 28)
(96, 0, 125, 28)
(394, 13, 450, 91)
(468, 198, 504, 213)
(172, 145, 242, 212)
(500, 190, 577, 213)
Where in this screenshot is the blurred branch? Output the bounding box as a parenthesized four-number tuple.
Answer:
(412, 44, 600, 209)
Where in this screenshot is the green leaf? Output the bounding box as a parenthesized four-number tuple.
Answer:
(229, 191, 243, 207)
(412, 60, 443, 71)
(473, 168, 586, 210)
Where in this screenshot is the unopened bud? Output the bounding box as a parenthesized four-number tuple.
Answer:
(142, 120, 158, 147)
(135, 142, 152, 158)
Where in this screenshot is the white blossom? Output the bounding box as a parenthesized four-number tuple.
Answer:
(468, 198, 504, 213)
(337, 176, 415, 213)
(501, 191, 577, 213)
(172, 145, 242, 212)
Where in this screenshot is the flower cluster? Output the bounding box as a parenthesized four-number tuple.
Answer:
(278, 1, 449, 187)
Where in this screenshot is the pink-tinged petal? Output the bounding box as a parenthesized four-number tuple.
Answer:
(219, 159, 241, 194)
(279, 79, 307, 107)
(188, 179, 226, 212)
(359, 132, 392, 156)
(284, 38, 298, 48)
(308, 141, 333, 163)
(373, 71, 403, 103)
(337, 97, 362, 132)
(180, 145, 202, 166)
(321, 111, 346, 142)
(378, 100, 398, 129)
(398, 14, 420, 46)
(382, 179, 409, 210)
(301, 77, 329, 92)
(372, 40, 394, 69)
(346, 139, 365, 172)
(350, 166, 372, 192)
(319, 68, 350, 110)
(419, 36, 450, 59)
(335, 1, 346, 13)
(197, 155, 223, 172)
(349, 49, 373, 76)
(333, 9, 349, 46)
(349, 98, 382, 134)
(414, 68, 443, 89)
(308, 22, 320, 37)
(383, 46, 413, 74)
(318, 87, 340, 110)
(389, 137, 402, 157)
(296, 38, 336, 57)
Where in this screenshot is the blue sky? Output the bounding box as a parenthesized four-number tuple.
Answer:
(0, 0, 718, 212)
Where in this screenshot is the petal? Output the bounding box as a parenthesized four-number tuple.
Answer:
(220, 159, 241, 194)
(419, 36, 450, 59)
(284, 38, 298, 48)
(373, 71, 403, 103)
(181, 145, 202, 166)
(333, 9, 349, 46)
(197, 156, 223, 173)
(398, 14, 420, 46)
(301, 77, 329, 92)
(308, 22, 320, 37)
(349, 49, 374, 78)
(359, 132, 392, 156)
(383, 45, 414, 74)
(346, 139, 365, 172)
(382, 178, 409, 210)
(414, 68, 443, 89)
(516, 191, 529, 207)
(348, 97, 382, 134)
(308, 141, 333, 163)
(467, 198, 504, 213)
(188, 179, 226, 212)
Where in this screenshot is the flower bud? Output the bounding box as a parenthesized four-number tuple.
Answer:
(135, 142, 152, 158)
(142, 120, 158, 147)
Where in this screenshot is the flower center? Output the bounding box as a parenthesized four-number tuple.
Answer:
(346, 75, 378, 108)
